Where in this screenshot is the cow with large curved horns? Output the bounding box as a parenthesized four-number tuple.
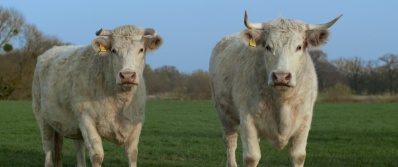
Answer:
(210, 11, 342, 167)
(32, 25, 163, 167)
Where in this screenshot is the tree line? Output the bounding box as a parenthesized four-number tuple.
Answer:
(0, 6, 66, 100)
(0, 6, 397, 100)
(310, 50, 398, 96)
(0, 6, 211, 100)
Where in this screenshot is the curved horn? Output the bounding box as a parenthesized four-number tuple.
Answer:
(244, 10, 264, 30)
(95, 28, 112, 36)
(143, 28, 157, 37)
(307, 14, 343, 30)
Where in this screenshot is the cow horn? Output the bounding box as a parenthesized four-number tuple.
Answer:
(95, 28, 112, 36)
(244, 10, 264, 30)
(143, 28, 157, 38)
(307, 14, 343, 30)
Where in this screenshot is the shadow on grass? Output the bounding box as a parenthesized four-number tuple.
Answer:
(0, 145, 134, 167)
(0, 146, 46, 167)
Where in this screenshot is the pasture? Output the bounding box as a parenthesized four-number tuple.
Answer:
(0, 100, 397, 167)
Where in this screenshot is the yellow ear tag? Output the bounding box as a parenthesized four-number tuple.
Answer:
(149, 42, 156, 49)
(249, 38, 256, 47)
(99, 45, 106, 52)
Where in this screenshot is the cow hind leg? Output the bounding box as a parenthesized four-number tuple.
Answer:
(223, 127, 238, 167)
(217, 111, 239, 167)
(54, 132, 63, 167)
(40, 123, 55, 167)
(73, 139, 86, 167)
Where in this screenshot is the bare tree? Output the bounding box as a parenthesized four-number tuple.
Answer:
(23, 24, 65, 58)
(154, 65, 181, 93)
(379, 54, 398, 95)
(0, 6, 25, 52)
(333, 57, 365, 94)
(309, 49, 328, 62)
(176, 70, 211, 100)
(0, 22, 66, 99)
(144, 64, 167, 95)
(363, 60, 385, 95)
(309, 50, 344, 91)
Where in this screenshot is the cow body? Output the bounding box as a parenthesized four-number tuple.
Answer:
(32, 25, 162, 167)
(209, 12, 341, 167)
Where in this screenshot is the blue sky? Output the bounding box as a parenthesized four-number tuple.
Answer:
(2, 1, 398, 73)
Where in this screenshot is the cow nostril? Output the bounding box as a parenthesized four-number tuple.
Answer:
(272, 72, 278, 81)
(285, 73, 291, 81)
(131, 72, 136, 79)
(119, 72, 125, 79)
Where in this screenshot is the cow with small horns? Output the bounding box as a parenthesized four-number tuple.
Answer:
(32, 25, 162, 167)
(209, 11, 342, 167)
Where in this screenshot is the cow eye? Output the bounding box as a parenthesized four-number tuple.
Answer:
(111, 48, 117, 54)
(265, 45, 272, 51)
(139, 48, 144, 53)
(296, 45, 302, 51)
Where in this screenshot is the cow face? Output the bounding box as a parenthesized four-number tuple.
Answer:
(92, 26, 162, 87)
(241, 11, 341, 91)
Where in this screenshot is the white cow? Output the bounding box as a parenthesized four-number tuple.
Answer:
(32, 25, 163, 167)
(209, 11, 341, 167)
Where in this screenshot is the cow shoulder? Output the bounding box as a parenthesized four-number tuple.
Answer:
(211, 33, 266, 110)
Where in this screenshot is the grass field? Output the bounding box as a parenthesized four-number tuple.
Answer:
(0, 100, 397, 167)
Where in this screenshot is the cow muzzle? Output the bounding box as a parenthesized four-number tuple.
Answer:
(271, 72, 292, 91)
(118, 70, 137, 86)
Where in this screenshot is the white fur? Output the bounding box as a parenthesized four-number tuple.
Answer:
(209, 16, 338, 167)
(32, 25, 161, 167)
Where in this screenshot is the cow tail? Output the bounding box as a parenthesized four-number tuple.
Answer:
(53, 132, 64, 166)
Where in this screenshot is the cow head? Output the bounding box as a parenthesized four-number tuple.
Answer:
(241, 11, 341, 91)
(91, 25, 162, 87)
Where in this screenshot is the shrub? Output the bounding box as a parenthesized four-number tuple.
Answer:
(0, 80, 15, 100)
(323, 82, 353, 102)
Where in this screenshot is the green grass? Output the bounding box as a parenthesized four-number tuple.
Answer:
(0, 100, 397, 167)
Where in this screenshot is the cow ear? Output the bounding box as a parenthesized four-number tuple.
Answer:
(145, 36, 163, 52)
(240, 29, 263, 48)
(306, 29, 330, 48)
(92, 37, 111, 55)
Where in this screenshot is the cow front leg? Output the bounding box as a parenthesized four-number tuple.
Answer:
(80, 117, 104, 167)
(289, 115, 312, 167)
(125, 122, 143, 167)
(73, 139, 86, 167)
(240, 115, 261, 167)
